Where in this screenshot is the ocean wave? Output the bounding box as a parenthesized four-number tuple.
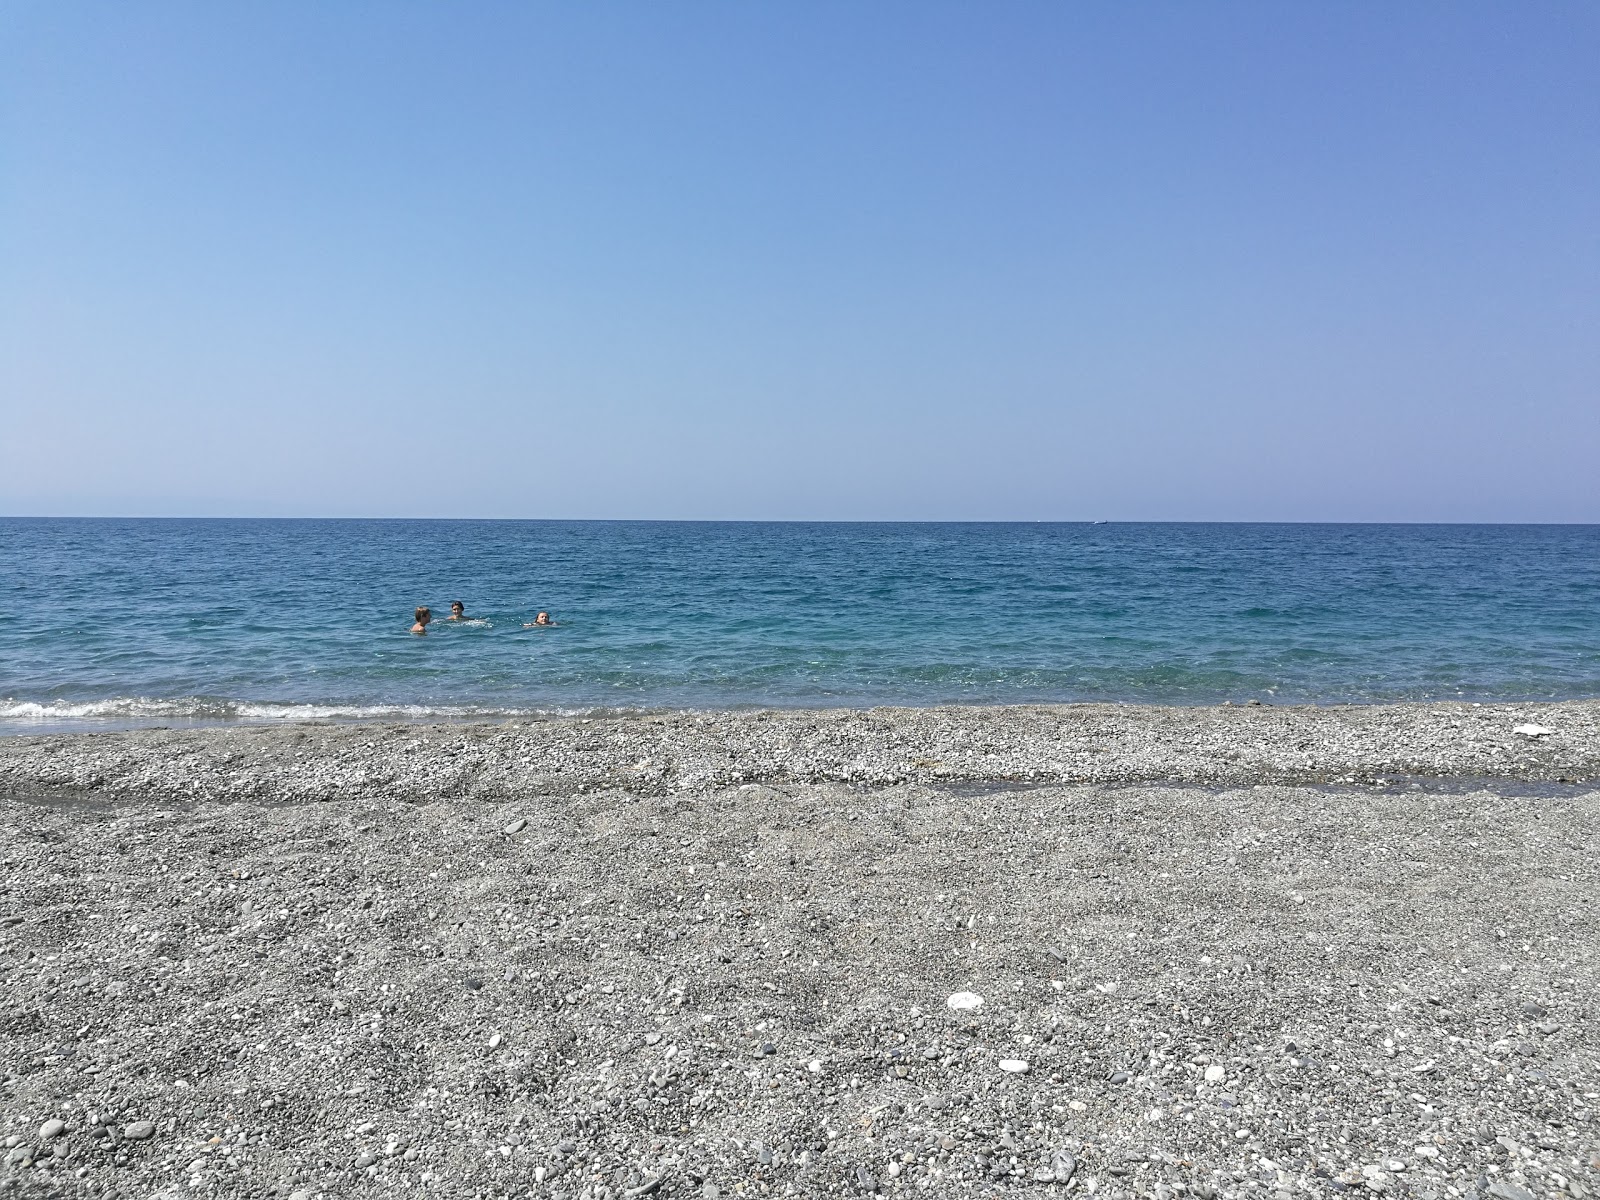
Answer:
(0, 696, 639, 725)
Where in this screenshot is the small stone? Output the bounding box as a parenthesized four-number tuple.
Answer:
(503, 818, 528, 834)
(999, 1059, 1030, 1074)
(123, 1121, 155, 1141)
(464, 977, 483, 991)
(1512, 724, 1553, 738)
(1053, 1151, 1078, 1183)
(855, 1165, 877, 1191)
(1204, 1065, 1226, 1082)
(1109, 1070, 1131, 1084)
(946, 991, 983, 1012)
(488, 1034, 503, 1049)
(38, 1120, 65, 1141)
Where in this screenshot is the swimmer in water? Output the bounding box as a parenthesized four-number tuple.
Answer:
(523, 611, 555, 627)
(411, 606, 432, 634)
(448, 600, 466, 621)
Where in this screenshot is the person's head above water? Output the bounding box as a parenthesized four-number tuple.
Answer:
(412, 606, 432, 633)
(449, 601, 465, 620)
(524, 611, 555, 627)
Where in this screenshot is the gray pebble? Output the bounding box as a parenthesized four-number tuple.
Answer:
(1053, 1151, 1078, 1182)
(123, 1120, 155, 1141)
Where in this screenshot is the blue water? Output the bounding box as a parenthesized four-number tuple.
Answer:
(2, 519, 1598, 733)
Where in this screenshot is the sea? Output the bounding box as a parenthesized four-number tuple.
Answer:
(2, 519, 1597, 734)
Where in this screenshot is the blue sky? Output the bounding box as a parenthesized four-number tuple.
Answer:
(2, 2, 1596, 521)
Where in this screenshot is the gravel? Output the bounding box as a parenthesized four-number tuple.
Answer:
(0, 701, 1597, 1199)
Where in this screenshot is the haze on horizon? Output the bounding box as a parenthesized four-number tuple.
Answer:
(1, 2, 1596, 523)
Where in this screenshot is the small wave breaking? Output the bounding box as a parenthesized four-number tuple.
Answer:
(0, 695, 638, 730)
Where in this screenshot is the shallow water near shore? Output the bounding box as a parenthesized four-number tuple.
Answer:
(3, 518, 1598, 733)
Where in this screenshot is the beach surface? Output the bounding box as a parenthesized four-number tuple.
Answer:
(2, 702, 1597, 1200)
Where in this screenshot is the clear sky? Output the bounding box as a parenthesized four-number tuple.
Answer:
(2, 2, 1596, 521)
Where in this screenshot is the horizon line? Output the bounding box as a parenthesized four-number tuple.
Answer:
(4, 514, 1598, 527)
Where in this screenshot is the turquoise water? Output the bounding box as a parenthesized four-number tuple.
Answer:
(2, 519, 1598, 733)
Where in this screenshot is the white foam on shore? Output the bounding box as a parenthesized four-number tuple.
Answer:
(0, 695, 635, 728)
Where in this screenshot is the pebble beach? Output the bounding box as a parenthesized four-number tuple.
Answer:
(2, 701, 1598, 1200)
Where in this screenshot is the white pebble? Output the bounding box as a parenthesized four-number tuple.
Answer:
(489, 1034, 503, 1049)
(946, 991, 983, 1012)
(1204, 1064, 1226, 1082)
(999, 1059, 1030, 1074)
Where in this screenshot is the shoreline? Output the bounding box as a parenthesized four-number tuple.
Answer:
(1, 700, 1597, 806)
(7, 693, 1598, 744)
(2, 701, 1597, 1199)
